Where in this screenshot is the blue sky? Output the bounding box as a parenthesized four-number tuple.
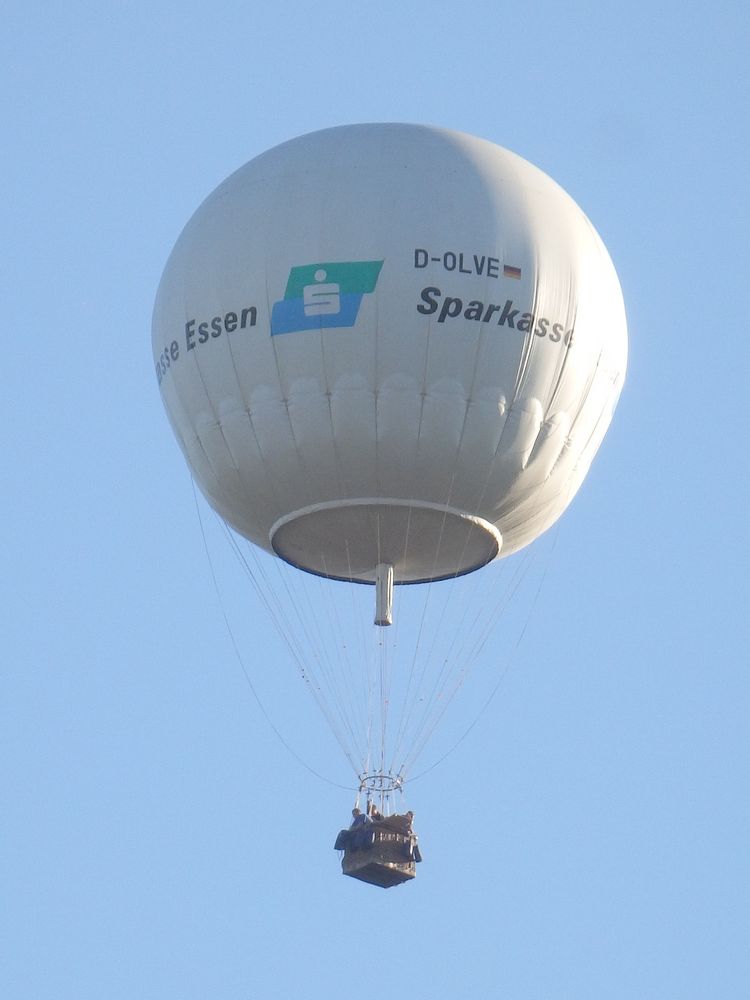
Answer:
(2, 2, 748, 998)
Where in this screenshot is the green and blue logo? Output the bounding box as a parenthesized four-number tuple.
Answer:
(271, 260, 384, 336)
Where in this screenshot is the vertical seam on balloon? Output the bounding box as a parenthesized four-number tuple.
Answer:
(164, 275, 228, 509)
(190, 345, 241, 505)
(564, 348, 613, 473)
(264, 270, 315, 514)
(373, 279, 383, 573)
(220, 288, 288, 542)
(568, 345, 604, 444)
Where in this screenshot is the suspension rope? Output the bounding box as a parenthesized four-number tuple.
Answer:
(402, 545, 537, 773)
(251, 539, 365, 771)
(314, 550, 369, 768)
(191, 479, 356, 790)
(407, 526, 559, 781)
(214, 524, 366, 775)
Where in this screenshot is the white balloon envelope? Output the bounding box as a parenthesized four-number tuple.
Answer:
(153, 124, 627, 606)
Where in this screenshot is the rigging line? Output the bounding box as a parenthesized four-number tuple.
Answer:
(400, 565, 498, 765)
(415, 568, 511, 741)
(378, 568, 398, 776)
(344, 591, 372, 766)
(375, 511, 389, 770)
(254, 546, 335, 696)
(403, 547, 538, 772)
(389, 572, 436, 768)
(448, 545, 535, 673)
(411, 553, 533, 763)
(269, 549, 363, 766)
(227, 548, 358, 772)
(390, 505, 441, 747)
(191, 480, 357, 789)
(408, 591, 531, 775)
(329, 559, 376, 770)
(403, 545, 539, 773)
(384, 624, 393, 771)
(285, 552, 356, 753)
(315, 550, 369, 768)
(329, 602, 370, 774)
(444, 536, 515, 661)
(223, 530, 312, 673)
(224, 524, 361, 774)
(228, 532, 320, 685)
(404, 557, 481, 749)
(379, 628, 388, 775)
(399, 528, 488, 764)
(407, 528, 559, 781)
(390, 584, 455, 772)
(445, 562, 506, 664)
(387, 576, 422, 769)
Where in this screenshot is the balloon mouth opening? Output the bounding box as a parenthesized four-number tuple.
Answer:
(269, 499, 502, 584)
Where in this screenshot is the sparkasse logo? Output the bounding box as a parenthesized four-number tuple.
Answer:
(271, 260, 383, 336)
